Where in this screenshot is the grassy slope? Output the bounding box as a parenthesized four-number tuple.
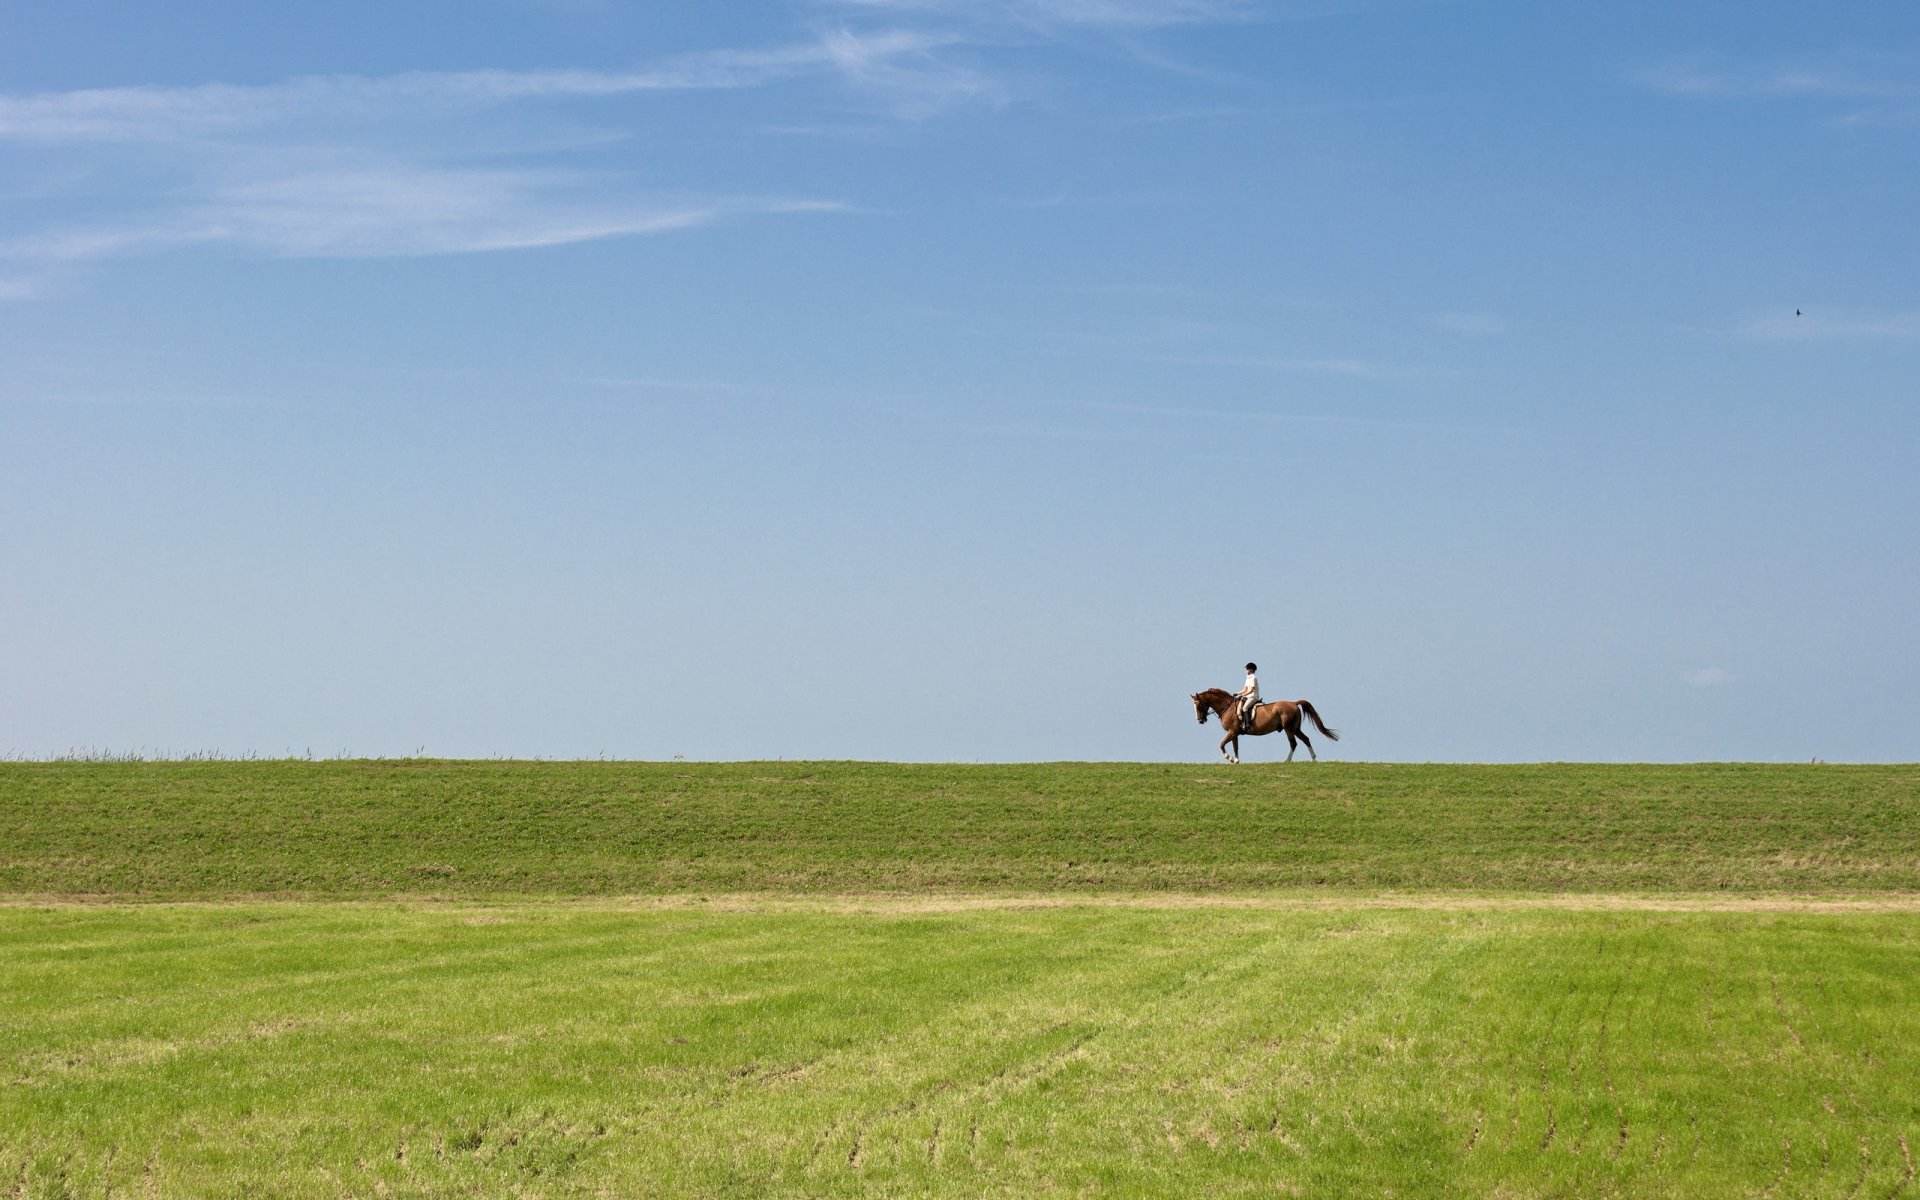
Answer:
(3, 760, 1917, 896)
(6, 902, 1919, 1199)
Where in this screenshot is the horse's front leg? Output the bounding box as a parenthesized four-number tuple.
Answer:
(1218, 730, 1235, 762)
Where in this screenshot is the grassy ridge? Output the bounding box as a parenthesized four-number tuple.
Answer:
(3, 760, 1916, 896)
(6, 902, 1918, 1198)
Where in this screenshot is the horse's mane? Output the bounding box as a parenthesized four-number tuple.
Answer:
(1194, 688, 1235, 704)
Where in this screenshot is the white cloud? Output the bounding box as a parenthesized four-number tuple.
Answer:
(1149, 352, 1445, 380)
(204, 167, 851, 258)
(0, 31, 963, 143)
(1638, 56, 1920, 101)
(1736, 309, 1920, 342)
(1637, 53, 1920, 125)
(1432, 311, 1505, 336)
(811, 27, 1005, 117)
(0, 3, 1267, 281)
(826, 0, 1254, 30)
(1683, 667, 1734, 687)
(0, 32, 948, 275)
(0, 162, 846, 265)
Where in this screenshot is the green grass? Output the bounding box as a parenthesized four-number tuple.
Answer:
(6, 761, 1918, 1196)
(5, 900, 1918, 1198)
(3, 760, 1918, 896)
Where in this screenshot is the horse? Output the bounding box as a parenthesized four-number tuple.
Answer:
(1190, 688, 1340, 764)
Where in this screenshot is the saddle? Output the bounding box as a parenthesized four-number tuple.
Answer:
(1238, 700, 1260, 731)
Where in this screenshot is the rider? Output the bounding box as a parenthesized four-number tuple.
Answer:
(1235, 662, 1261, 732)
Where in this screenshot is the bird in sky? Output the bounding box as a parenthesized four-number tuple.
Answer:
(1796, 309, 1803, 316)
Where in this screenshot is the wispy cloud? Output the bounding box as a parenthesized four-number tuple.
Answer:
(1636, 52, 1920, 125)
(1638, 54, 1920, 101)
(812, 28, 1005, 116)
(1075, 396, 1485, 431)
(0, 31, 965, 143)
(2, 160, 846, 266)
(1432, 310, 1506, 336)
(825, 0, 1256, 31)
(570, 375, 765, 394)
(1736, 309, 1920, 342)
(1682, 667, 1734, 687)
(994, 187, 1186, 209)
(1145, 352, 1446, 380)
(0, 31, 971, 279)
(0, 2, 1258, 286)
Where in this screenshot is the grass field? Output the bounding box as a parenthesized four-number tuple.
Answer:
(7, 899, 1920, 1198)
(4, 761, 1917, 895)
(4, 762, 1918, 1197)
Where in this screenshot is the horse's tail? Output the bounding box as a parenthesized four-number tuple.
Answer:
(1298, 700, 1340, 741)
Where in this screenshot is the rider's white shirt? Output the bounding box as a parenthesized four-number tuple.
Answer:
(1242, 675, 1260, 701)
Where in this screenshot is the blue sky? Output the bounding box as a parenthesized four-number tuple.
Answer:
(2, 1, 1916, 761)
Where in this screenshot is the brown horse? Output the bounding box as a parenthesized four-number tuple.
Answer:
(1190, 688, 1340, 763)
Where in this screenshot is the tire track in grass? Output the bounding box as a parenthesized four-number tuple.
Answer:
(1504, 1078, 1521, 1151)
(800, 1016, 1105, 1175)
(924, 917, 1294, 1165)
(4, 915, 691, 1069)
(1770, 975, 1808, 1052)
(1593, 954, 1645, 1167)
(1842, 1135, 1871, 1199)
(1456, 917, 1571, 1167)
(918, 915, 1431, 1178)
(1536, 1049, 1558, 1153)
(1631, 915, 1691, 1183)
(1526, 935, 1582, 1158)
(1786, 958, 1852, 1197)
(1595, 922, 1665, 1172)
(1691, 968, 1729, 1172)
(1231, 933, 1404, 1152)
(1200, 916, 1467, 1161)
(1562, 925, 1642, 1165)
(777, 912, 1210, 1181)
(1568, 973, 1621, 1158)
(11, 1015, 319, 1087)
(1757, 1136, 1792, 1199)
(1756, 927, 1873, 1197)
(951, 925, 1273, 1166)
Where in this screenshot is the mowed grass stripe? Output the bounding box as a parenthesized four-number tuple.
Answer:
(5, 904, 1919, 1198)
(4, 761, 1918, 896)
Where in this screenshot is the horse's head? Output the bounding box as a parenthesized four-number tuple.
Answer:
(1191, 692, 1212, 725)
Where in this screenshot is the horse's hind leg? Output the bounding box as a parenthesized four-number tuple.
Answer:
(1281, 712, 1317, 762)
